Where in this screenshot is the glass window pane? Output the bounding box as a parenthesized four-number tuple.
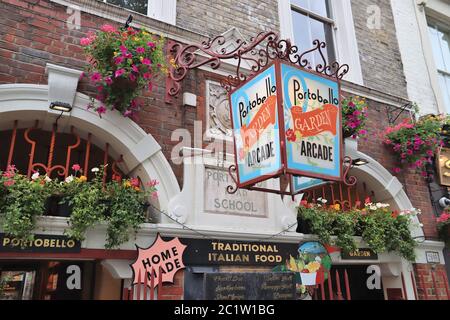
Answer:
(292, 10, 312, 53)
(310, 18, 335, 64)
(438, 28, 450, 72)
(310, 0, 331, 18)
(291, 0, 330, 18)
(106, 0, 147, 15)
(428, 25, 446, 71)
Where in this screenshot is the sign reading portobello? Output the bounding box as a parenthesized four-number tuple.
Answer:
(204, 272, 296, 300)
(282, 62, 342, 181)
(0, 233, 81, 253)
(180, 238, 298, 266)
(229, 59, 342, 190)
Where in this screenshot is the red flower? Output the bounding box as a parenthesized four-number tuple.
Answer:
(364, 197, 371, 204)
(130, 178, 140, 187)
(286, 129, 296, 142)
(71, 164, 81, 172)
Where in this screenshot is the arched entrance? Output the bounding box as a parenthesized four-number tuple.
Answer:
(0, 84, 180, 215)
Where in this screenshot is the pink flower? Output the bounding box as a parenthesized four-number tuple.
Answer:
(407, 149, 413, 155)
(136, 47, 145, 54)
(101, 24, 117, 33)
(143, 72, 151, 79)
(90, 72, 102, 82)
(142, 58, 151, 65)
(415, 160, 423, 167)
(96, 105, 107, 116)
(393, 167, 401, 174)
(105, 77, 113, 85)
(146, 179, 159, 187)
(129, 73, 136, 82)
(147, 42, 155, 48)
(114, 56, 124, 65)
(151, 191, 158, 200)
(393, 144, 401, 151)
(123, 110, 133, 117)
(3, 179, 14, 187)
(96, 86, 103, 92)
(119, 45, 128, 53)
(115, 69, 125, 78)
(72, 164, 81, 171)
(401, 153, 406, 159)
(130, 178, 140, 187)
(131, 65, 139, 73)
(80, 37, 92, 46)
(426, 150, 434, 156)
(384, 139, 392, 145)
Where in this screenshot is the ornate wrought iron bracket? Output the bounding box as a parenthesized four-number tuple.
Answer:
(386, 102, 414, 125)
(226, 157, 357, 196)
(166, 32, 349, 101)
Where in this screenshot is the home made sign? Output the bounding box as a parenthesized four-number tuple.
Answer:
(229, 60, 342, 189)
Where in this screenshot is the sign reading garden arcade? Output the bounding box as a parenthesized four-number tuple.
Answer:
(229, 60, 342, 193)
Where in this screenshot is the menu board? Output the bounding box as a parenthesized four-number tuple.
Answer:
(204, 272, 296, 300)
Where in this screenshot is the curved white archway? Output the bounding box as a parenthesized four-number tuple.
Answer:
(0, 84, 180, 213)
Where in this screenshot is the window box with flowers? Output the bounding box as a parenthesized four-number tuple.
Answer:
(383, 114, 445, 177)
(297, 198, 419, 261)
(0, 164, 159, 249)
(80, 24, 171, 118)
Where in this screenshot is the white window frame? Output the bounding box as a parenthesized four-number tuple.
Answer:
(103, 0, 176, 25)
(278, 0, 363, 85)
(426, 20, 450, 112)
(413, 0, 450, 114)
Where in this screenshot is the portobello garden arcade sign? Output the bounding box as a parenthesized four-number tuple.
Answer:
(167, 32, 354, 195)
(229, 60, 342, 192)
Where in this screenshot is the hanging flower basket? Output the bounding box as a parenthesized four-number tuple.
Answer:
(383, 114, 445, 177)
(341, 96, 368, 139)
(80, 24, 170, 117)
(437, 210, 450, 245)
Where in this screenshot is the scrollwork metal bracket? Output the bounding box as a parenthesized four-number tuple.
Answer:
(166, 32, 349, 101)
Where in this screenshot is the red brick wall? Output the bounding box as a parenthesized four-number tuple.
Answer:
(0, 0, 441, 241)
(413, 264, 449, 300)
(159, 270, 184, 300)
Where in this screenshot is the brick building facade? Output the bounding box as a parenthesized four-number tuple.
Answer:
(0, 0, 448, 300)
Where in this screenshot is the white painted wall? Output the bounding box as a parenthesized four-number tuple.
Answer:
(391, 0, 444, 115)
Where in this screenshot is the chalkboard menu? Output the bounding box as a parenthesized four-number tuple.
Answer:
(204, 272, 296, 300)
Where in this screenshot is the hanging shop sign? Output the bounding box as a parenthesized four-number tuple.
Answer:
(341, 248, 378, 260)
(229, 63, 282, 187)
(180, 238, 298, 266)
(0, 233, 81, 253)
(130, 234, 187, 287)
(229, 60, 342, 190)
(281, 62, 342, 181)
(436, 147, 450, 186)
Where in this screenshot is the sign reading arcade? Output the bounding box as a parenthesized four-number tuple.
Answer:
(229, 59, 342, 194)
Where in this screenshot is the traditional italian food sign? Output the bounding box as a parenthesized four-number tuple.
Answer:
(0, 233, 81, 253)
(281, 62, 342, 181)
(131, 234, 187, 287)
(229, 63, 282, 187)
(180, 238, 298, 266)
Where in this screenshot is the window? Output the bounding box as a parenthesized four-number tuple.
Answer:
(290, 0, 335, 66)
(103, 0, 176, 25)
(428, 22, 450, 112)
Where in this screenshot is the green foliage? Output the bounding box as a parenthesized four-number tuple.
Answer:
(384, 114, 445, 176)
(0, 166, 53, 243)
(297, 201, 418, 261)
(0, 165, 158, 250)
(80, 24, 169, 116)
(341, 96, 368, 139)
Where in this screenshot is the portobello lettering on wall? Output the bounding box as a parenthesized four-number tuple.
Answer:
(0, 233, 81, 253)
(230, 63, 283, 187)
(281, 63, 342, 181)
